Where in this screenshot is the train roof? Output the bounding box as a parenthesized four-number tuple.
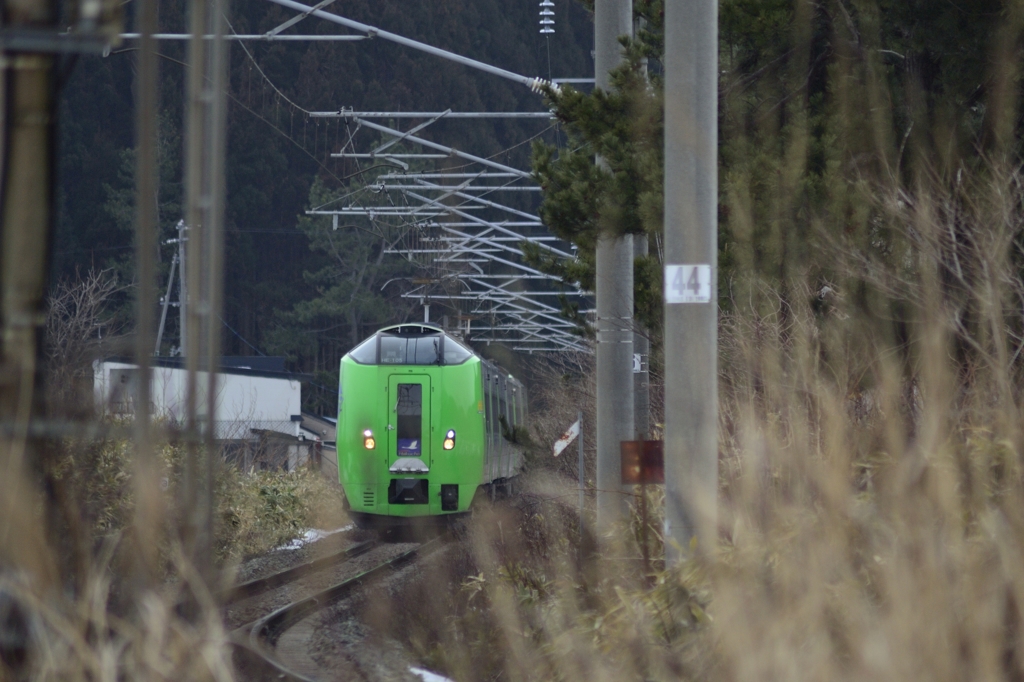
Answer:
(343, 325, 523, 385)
(376, 323, 445, 337)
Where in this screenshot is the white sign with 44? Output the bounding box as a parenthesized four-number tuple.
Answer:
(664, 264, 712, 303)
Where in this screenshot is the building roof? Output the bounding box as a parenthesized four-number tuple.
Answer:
(102, 356, 312, 381)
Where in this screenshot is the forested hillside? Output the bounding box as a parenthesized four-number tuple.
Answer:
(56, 0, 593, 410)
(56, 0, 1017, 414)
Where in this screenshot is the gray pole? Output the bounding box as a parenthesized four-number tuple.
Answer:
(201, 0, 229, 590)
(634, 16, 650, 444)
(177, 220, 187, 356)
(0, 0, 56, 470)
(577, 410, 585, 534)
(134, 0, 158, 431)
(155, 252, 176, 355)
(132, 0, 161, 590)
(634, 236, 650, 440)
(594, 0, 634, 534)
(182, 0, 208, 589)
(663, 0, 718, 562)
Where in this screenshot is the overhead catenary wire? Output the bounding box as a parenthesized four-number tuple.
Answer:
(109, 46, 351, 187)
(122, 6, 581, 354)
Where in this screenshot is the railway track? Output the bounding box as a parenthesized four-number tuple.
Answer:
(222, 540, 377, 606)
(228, 536, 443, 682)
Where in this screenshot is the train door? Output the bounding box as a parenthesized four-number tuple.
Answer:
(387, 375, 432, 471)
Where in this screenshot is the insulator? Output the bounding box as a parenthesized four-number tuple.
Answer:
(538, 0, 554, 35)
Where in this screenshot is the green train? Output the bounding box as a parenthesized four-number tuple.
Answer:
(336, 323, 526, 526)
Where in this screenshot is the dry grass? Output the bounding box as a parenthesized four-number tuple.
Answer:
(380, 155, 1024, 680)
(0, 430, 346, 681)
(217, 465, 348, 560)
(371, 151, 1024, 681)
(8, 6, 1024, 682)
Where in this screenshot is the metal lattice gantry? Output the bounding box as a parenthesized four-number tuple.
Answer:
(306, 109, 593, 352)
(238, 0, 595, 352)
(118, 0, 599, 352)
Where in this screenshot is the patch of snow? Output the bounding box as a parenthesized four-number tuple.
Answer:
(275, 525, 353, 551)
(409, 667, 454, 682)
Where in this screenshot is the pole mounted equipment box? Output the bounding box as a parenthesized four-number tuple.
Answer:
(620, 440, 664, 485)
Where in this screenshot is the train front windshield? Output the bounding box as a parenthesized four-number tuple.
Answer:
(347, 329, 473, 366)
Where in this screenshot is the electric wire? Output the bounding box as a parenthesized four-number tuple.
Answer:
(113, 18, 576, 350)
(219, 315, 266, 355)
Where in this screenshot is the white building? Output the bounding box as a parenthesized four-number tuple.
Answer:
(93, 357, 328, 471)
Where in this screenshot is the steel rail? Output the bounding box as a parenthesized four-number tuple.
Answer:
(378, 173, 522, 179)
(344, 118, 531, 177)
(383, 184, 542, 192)
(410, 180, 545, 220)
(334, 153, 451, 159)
(310, 111, 553, 119)
(464, 277, 584, 321)
(432, 229, 563, 278)
(462, 292, 588, 340)
(265, 0, 340, 36)
(120, 32, 365, 41)
(430, 221, 543, 227)
(435, 235, 560, 241)
(403, 190, 573, 258)
(221, 539, 375, 604)
(371, 110, 451, 155)
(235, 537, 443, 682)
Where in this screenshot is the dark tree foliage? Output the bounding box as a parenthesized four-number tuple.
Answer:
(531, 0, 1020, 338)
(56, 0, 592, 413)
(55, 0, 1018, 410)
(531, 0, 663, 332)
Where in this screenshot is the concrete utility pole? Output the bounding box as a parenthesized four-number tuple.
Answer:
(181, 0, 230, 586)
(663, 0, 719, 562)
(634, 15, 650, 443)
(177, 220, 187, 356)
(132, 0, 161, 588)
(134, 0, 159, 440)
(594, 0, 634, 534)
(0, 0, 57, 465)
(634, 236, 649, 440)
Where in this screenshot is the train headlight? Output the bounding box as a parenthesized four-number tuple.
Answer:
(363, 429, 376, 450)
(443, 429, 456, 450)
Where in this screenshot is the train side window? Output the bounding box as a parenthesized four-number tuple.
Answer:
(443, 335, 473, 364)
(499, 389, 508, 431)
(348, 335, 377, 364)
(380, 336, 407, 364)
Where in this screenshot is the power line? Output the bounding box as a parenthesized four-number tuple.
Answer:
(219, 315, 266, 355)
